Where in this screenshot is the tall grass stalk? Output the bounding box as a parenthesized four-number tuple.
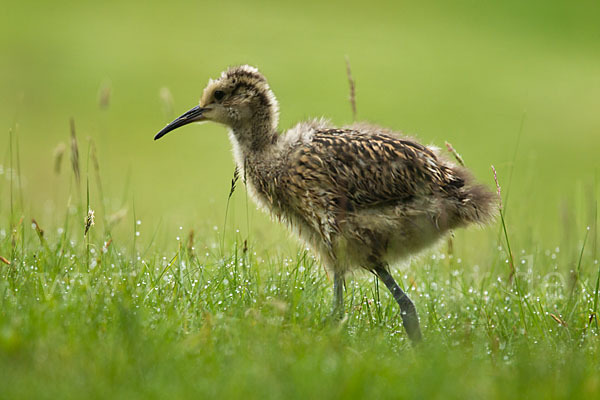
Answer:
(69, 118, 82, 227)
(132, 200, 137, 267)
(345, 56, 357, 122)
(89, 139, 108, 235)
(8, 128, 14, 241)
(221, 167, 240, 253)
(565, 226, 591, 326)
(14, 124, 24, 216)
(593, 187, 599, 330)
(492, 165, 528, 334)
(85, 143, 91, 269)
(575, 227, 590, 284)
(593, 253, 600, 331)
(243, 164, 250, 247)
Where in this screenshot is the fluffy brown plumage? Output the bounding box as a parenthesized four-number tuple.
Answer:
(155, 65, 497, 343)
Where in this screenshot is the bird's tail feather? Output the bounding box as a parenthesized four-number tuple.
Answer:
(453, 167, 499, 226)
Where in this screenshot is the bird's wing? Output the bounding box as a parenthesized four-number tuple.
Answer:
(284, 129, 464, 211)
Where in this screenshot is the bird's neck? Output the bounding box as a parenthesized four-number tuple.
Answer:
(229, 118, 279, 155)
(228, 121, 278, 178)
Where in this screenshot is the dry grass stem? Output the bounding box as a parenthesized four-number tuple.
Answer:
(550, 313, 568, 327)
(11, 216, 24, 249)
(70, 118, 80, 185)
(492, 165, 515, 279)
(0, 256, 10, 265)
(445, 141, 464, 260)
(31, 218, 45, 242)
(89, 139, 105, 202)
(90, 139, 100, 177)
(187, 229, 195, 254)
(345, 56, 357, 121)
(98, 80, 111, 109)
(491, 165, 503, 210)
(53, 143, 66, 175)
(102, 239, 113, 253)
(445, 141, 465, 166)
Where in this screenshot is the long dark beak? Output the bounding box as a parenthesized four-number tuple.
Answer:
(154, 105, 208, 140)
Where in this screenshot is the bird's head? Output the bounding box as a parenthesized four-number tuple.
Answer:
(155, 65, 279, 141)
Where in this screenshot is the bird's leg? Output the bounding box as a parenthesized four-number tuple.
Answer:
(373, 264, 422, 344)
(330, 271, 345, 321)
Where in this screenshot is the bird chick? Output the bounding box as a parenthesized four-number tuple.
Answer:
(155, 65, 497, 343)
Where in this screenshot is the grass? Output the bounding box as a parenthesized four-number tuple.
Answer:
(1, 122, 600, 398)
(1, 205, 600, 398)
(2, 0, 600, 398)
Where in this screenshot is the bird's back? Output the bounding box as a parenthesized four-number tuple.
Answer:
(244, 119, 496, 270)
(280, 122, 492, 215)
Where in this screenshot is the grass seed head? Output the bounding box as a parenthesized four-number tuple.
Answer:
(445, 141, 465, 166)
(345, 55, 357, 121)
(229, 167, 240, 199)
(85, 208, 95, 236)
(491, 165, 503, 210)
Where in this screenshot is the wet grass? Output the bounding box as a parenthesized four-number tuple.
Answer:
(1, 156, 599, 398)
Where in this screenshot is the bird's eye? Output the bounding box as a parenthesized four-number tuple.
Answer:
(214, 90, 225, 101)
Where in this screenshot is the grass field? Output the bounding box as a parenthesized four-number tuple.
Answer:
(2, 0, 600, 398)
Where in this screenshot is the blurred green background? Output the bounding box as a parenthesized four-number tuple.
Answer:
(1, 0, 599, 248)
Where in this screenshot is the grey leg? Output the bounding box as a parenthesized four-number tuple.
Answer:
(373, 264, 422, 344)
(331, 271, 345, 320)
